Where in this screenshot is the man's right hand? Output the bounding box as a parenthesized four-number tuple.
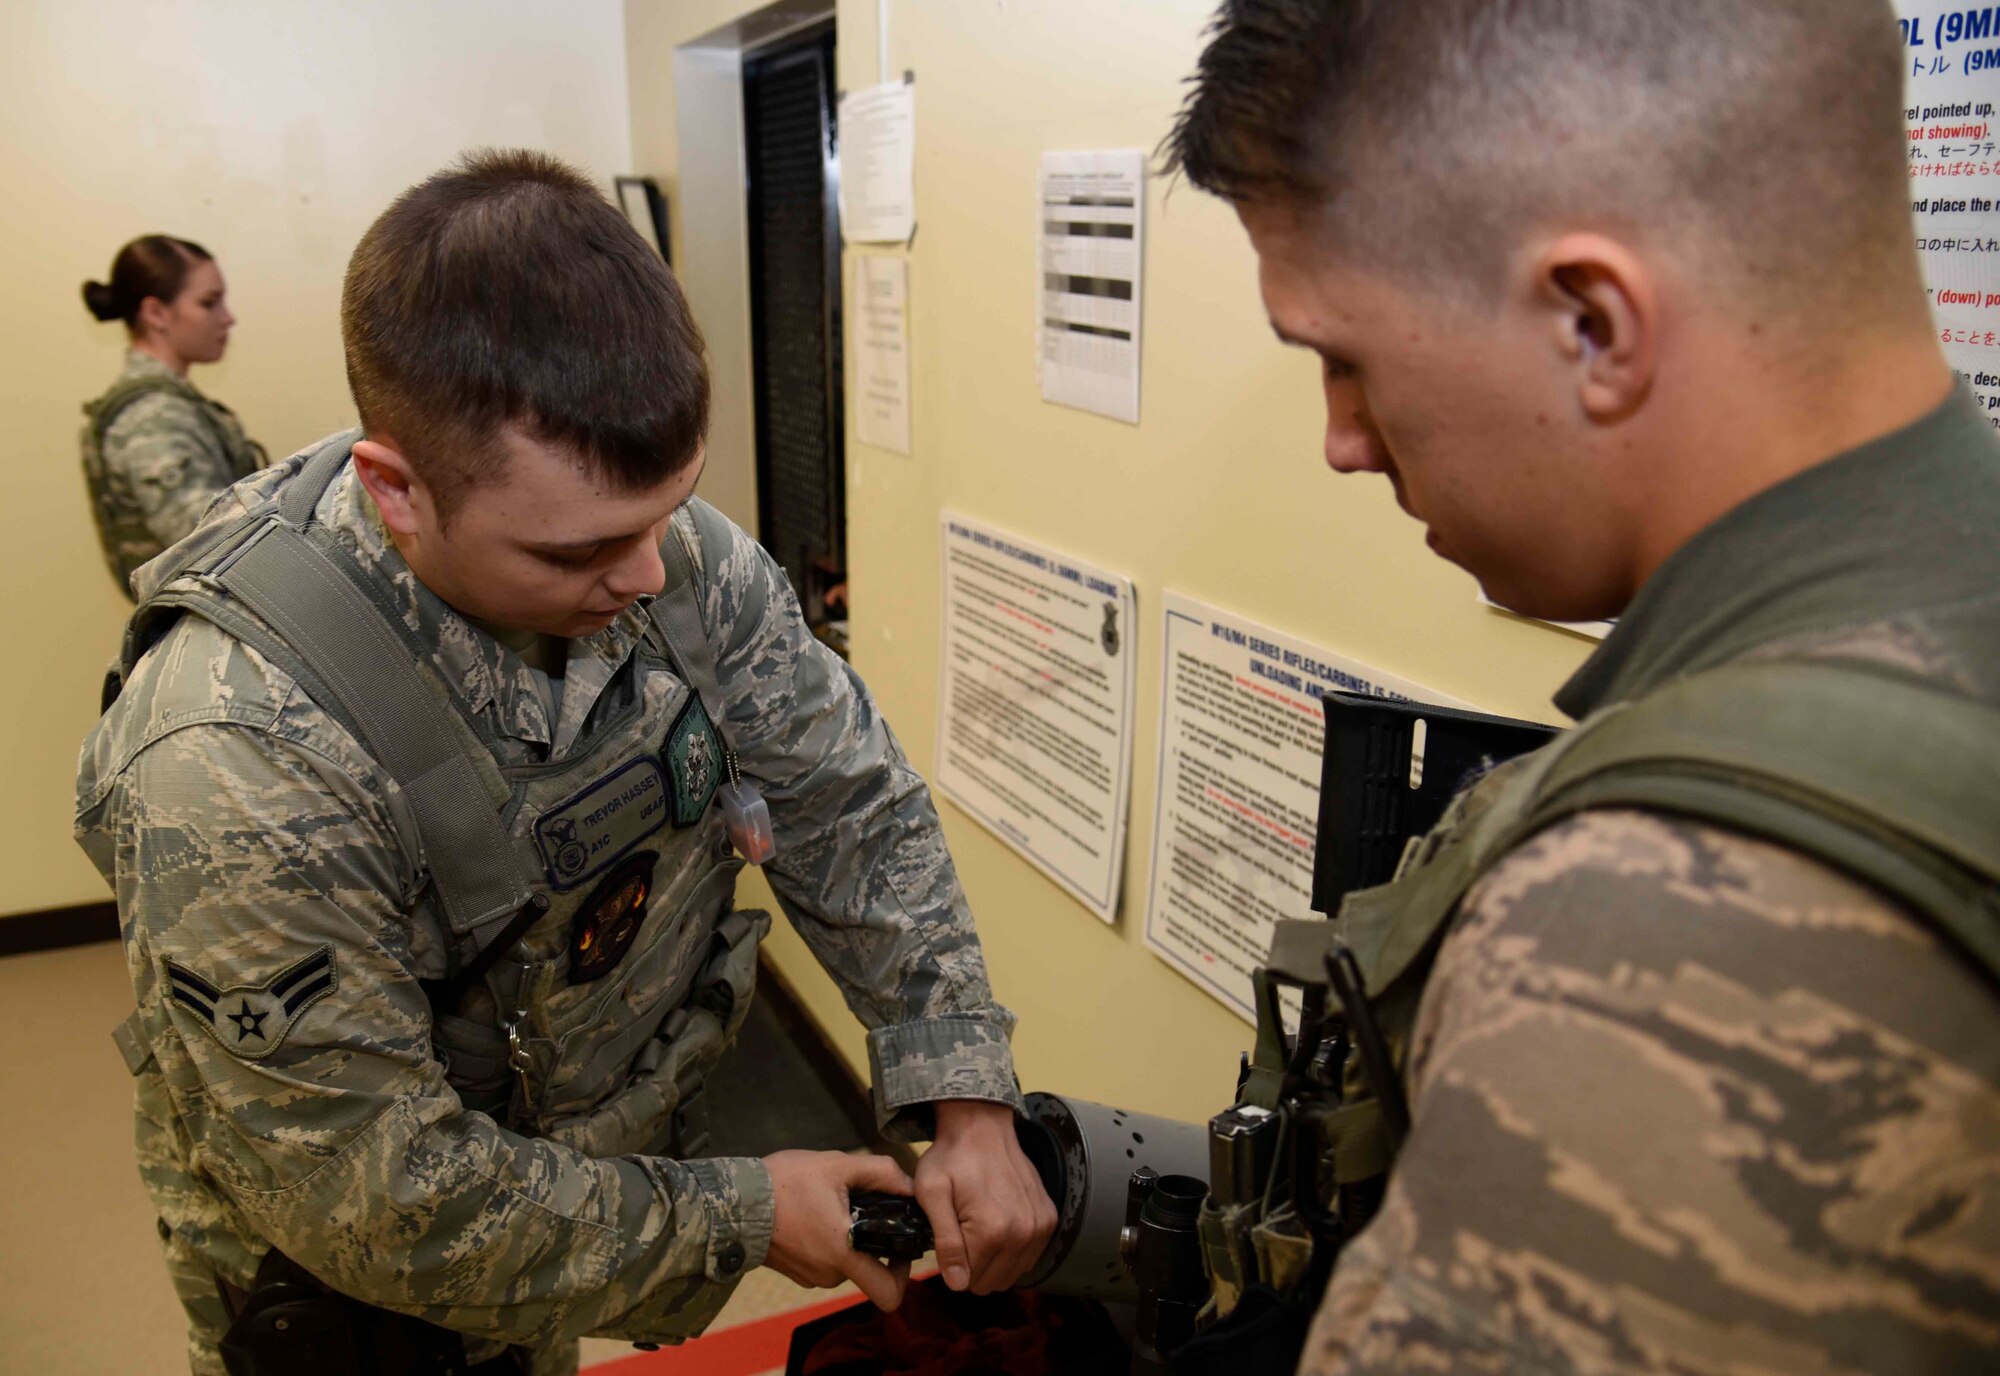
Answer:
(762, 1150, 917, 1311)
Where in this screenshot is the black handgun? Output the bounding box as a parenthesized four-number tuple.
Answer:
(848, 1190, 932, 1262)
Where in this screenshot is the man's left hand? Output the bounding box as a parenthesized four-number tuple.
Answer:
(914, 1099, 1059, 1293)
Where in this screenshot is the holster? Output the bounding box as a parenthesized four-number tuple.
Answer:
(217, 1249, 524, 1376)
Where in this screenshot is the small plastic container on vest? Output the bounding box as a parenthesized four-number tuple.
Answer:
(721, 778, 776, 865)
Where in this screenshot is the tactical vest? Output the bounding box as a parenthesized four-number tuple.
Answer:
(1193, 660, 2000, 1354)
(106, 433, 766, 1159)
(81, 369, 267, 595)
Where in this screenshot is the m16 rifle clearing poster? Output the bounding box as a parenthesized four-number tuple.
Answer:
(1899, 1, 2000, 424)
(936, 514, 1137, 923)
(1143, 593, 1465, 1023)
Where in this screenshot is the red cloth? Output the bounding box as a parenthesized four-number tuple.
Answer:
(799, 1283, 1102, 1376)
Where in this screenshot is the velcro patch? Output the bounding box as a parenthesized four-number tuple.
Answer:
(536, 757, 673, 892)
(164, 946, 337, 1061)
(664, 693, 724, 828)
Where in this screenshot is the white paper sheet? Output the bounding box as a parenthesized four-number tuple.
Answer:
(936, 514, 1138, 922)
(838, 79, 916, 244)
(1039, 149, 1145, 424)
(1898, 2, 2000, 427)
(1479, 593, 1615, 642)
(1143, 593, 1468, 1022)
(854, 255, 912, 454)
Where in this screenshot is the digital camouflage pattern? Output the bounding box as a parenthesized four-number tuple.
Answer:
(1302, 394, 2000, 1374)
(79, 350, 264, 597)
(76, 437, 1021, 1375)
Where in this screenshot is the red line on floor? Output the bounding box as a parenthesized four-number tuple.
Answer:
(587, 1273, 934, 1376)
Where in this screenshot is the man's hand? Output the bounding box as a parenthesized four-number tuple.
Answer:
(763, 1150, 916, 1311)
(914, 1099, 1059, 1294)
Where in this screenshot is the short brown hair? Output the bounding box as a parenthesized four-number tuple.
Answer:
(1164, 0, 1913, 304)
(342, 149, 709, 513)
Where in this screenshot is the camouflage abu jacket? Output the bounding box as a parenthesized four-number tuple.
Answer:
(74, 436, 1021, 1374)
(80, 350, 265, 598)
(1302, 391, 2000, 1374)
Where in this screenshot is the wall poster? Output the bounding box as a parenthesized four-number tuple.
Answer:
(936, 514, 1138, 923)
(1900, 2, 2000, 423)
(1143, 592, 1468, 1022)
(1038, 148, 1145, 424)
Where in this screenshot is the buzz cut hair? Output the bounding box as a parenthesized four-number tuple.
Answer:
(342, 148, 709, 516)
(1164, 0, 1915, 303)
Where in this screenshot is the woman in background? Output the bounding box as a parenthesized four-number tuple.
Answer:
(80, 235, 264, 598)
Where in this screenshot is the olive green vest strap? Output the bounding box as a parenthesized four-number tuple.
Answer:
(1265, 921, 1347, 988)
(112, 1009, 154, 1076)
(1285, 661, 2000, 1012)
(1321, 1100, 1394, 1185)
(1258, 661, 2000, 1198)
(276, 438, 349, 524)
(85, 373, 202, 439)
(86, 372, 257, 476)
(212, 522, 543, 939)
(1519, 662, 2000, 983)
(645, 525, 736, 756)
(1340, 750, 1562, 999)
(1240, 969, 1292, 1111)
(106, 436, 354, 711)
(113, 434, 543, 949)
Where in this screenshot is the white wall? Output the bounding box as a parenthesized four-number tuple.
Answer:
(627, 0, 801, 535)
(0, 0, 634, 919)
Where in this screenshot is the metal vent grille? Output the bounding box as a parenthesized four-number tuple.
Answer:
(745, 31, 844, 617)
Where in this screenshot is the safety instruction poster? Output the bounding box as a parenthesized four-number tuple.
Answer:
(1143, 593, 1465, 1022)
(838, 78, 916, 244)
(1899, 2, 2000, 424)
(936, 515, 1137, 923)
(1038, 149, 1145, 424)
(853, 254, 912, 455)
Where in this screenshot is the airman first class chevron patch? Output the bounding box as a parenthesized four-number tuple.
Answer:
(164, 946, 337, 1061)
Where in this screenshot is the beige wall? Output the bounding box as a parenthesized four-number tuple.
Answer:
(626, 0, 1599, 1126)
(3, 0, 1596, 1130)
(0, 0, 633, 920)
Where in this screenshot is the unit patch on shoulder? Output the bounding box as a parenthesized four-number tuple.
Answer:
(164, 946, 337, 1061)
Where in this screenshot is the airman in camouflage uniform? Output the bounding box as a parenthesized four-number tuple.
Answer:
(1302, 398, 2000, 1373)
(75, 439, 1023, 1375)
(74, 151, 1050, 1376)
(81, 349, 265, 597)
(1163, 0, 2000, 1371)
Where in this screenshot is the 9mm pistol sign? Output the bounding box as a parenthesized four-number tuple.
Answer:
(1900, 2, 2000, 423)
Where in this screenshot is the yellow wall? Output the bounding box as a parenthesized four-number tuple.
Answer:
(2, 0, 1597, 1129)
(0, 0, 633, 920)
(626, 0, 1598, 1127)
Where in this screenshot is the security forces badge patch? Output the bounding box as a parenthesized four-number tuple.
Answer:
(164, 946, 336, 1061)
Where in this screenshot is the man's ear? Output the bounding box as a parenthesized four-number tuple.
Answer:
(351, 437, 430, 538)
(1533, 233, 1657, 423)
